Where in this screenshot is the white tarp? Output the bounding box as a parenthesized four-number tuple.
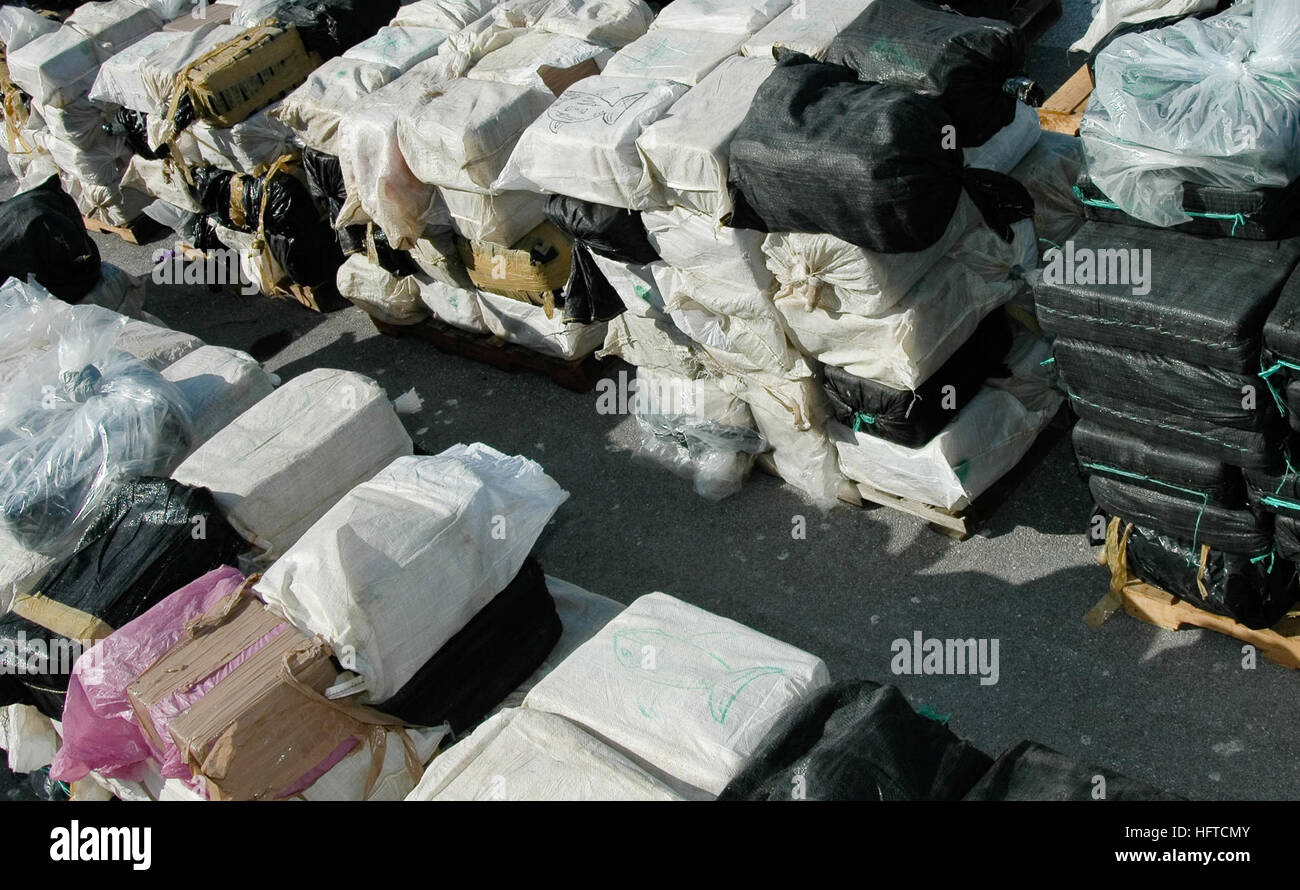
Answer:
(476, 290, 608, 359)
(336, 253, 430, 325)
(417, 274, 490, 333)
(494, 75, 687, 209)
(172, 368, 413, 559)
(37, 127, 129, 189)
(523, 591, 830, 796)
(35, 98, 105, 145)
(603, 28, 742, 86)
(160, 344, 276, 450)
(256, 445, 569, 702)
(465, 30, 612, 93)
(65, 0, 163, 63)
(741, 0, 875, 60)
(407, 707, 683, 800)
(650, 0, 789, 35)
(635, 54, 775, 219)
(588, 254, 671, 316)
(274, 57, 398, 155)
(7, 27, 101, 108)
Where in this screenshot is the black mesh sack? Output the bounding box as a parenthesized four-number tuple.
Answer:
(1053, 338, 1280, 434)
(0, 176, 101, 302)
(0, 614, 77, 720)
(273, 0, 401, 60)
(1068, 389, 1281, 470)
(718, 680, 992, 801)
(726, 55, 966, 253)
(822, 312, 1012, 448)
(963, 740, 1181, 800)
(1276, 515, 1300, 562)
(825, 0, 1029, 148)
(1089, 474, 1272, 554)
(1117, 520, 1297, 629)
(1075, 174, 1299, 242)
(1072, 420, 1246, 508)
(374, 557, 560, 734)
(1244, 465, 1300, 519)
(1033, 221, 1300, 373)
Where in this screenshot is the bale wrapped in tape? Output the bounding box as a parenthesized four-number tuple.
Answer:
(6, 27, 102, 109)
(523, 592, 830, 796)
(740, 0, 874, 60)
(964, 101, 1040, 174)
(635, 55, 774, 220)
(392, 0, 501, 32)
(160, 345, 276, 450)
(494, 75, 688, 209)
(90, 22, 242, 117)
(777, 218, 1035, 391)
(273, 56, 399, 155)
(255, 445, 569, 702)
(633, 366, 764, 500)
(0, 6, 59, 53)
(439, 186, 546, 247)
(337, 253, 430, 325)
(649, 0, 789, 35)
(761, 192, 983, 320)
(641, 205, 773, 307)
(176, 23, 320, 130)
(831, 335, 1061, 510)
(341, 25, 449, 72)
(408, 707, 683, 800)
(171, 368, 413, 559)
(477, 290, 607, 359)
(65, 0, 164, 64)
(603, 28, 742, 86)
(465, 30, 611, 95)
(457, 220, 571, 307)
(0, 704, 60, 775)
(396, 78, 553, 195)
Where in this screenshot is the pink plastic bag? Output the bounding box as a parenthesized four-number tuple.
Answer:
(50, 566, 245, 783)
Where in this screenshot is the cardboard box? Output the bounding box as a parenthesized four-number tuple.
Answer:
(182, 24, 319, 128)
(457, 221, 572, 312)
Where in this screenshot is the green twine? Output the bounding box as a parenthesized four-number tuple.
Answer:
(1258, 358, 1300, 418)
(1071, 186, 1248, 236)
(852, 412, 876, 432)
(1081, 461, 1209, 566)
(1039, 356, 1056, 367)
(1038, 237, 1062, 253)
(917, 704, 951, 725)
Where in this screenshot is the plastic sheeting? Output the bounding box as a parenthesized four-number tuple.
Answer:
(727, 55, 964, 253)
(171, 367, 412, 558)
(256, 445, 568, 702)
(1070, 0, 1217, 54)
(602, 28, 741, 86)
(407, 707, 684, 800)
(1009, 130, 1085, 250)
(1081, 5, 1300, 228)
(1075, 174, 1300, 242)
(635, 55, 775, 220)
(1032, 221, 1300, 374)
(160, 345, 276, 450)
(523, 591, 830, 797)
(964, 740, 1181, 800)
(494, 75, 688, 209)
(719, 680, 992, 801)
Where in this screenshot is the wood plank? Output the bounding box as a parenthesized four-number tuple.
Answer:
(82, 213, 160, 246)
(1037, 109, 1085, 137)
(854, 481, 971, 539)
(1043, 64, 1094, 114)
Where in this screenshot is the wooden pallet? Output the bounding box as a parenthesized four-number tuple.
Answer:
(83, 213, 162, 246)
(1009, 0, 1063, 45)
(368, 314, 608, 393)
(1038, 63, 1092, 136)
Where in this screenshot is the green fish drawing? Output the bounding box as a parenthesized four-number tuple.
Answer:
(547, 92, 646, 133)
(613, 628, 787, 725)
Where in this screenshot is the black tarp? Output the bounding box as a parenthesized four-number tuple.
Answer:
(273, 0, 402, 60)
(1073, 420, 1246, 508)
(1053, 338, 1280, 434)
(963, 740, 1182, 800)
(0, 176, 101, 302)
(1033, 221, 1300, 373)
(717, 680, 992, 801)
(1261, 266, 1300, 422)
(1116, 519, 1297, 629)
(825, 0, 1030, 148)
(0, 614, 76, 720)
(543, 195, 659, 325)
(1089, 474, 1272, 555)
(822, 311, 1012, 448)
(115, 108, 171, 161)
(1275, 515, 1300, 562)
(374, 557, 559, 734)
(1075, 174, 1299, 242)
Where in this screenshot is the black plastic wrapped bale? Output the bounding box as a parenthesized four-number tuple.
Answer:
(179, 212, 225, 252)
(822, 312, 1012, 448)
(1276, 515, 1300, 562)
(266, 227, 345, 290)
(727, 55, 965, 253)
(963, 740, 1182, 801)
(1117, 520, 1298, 629)
(0, 176, 101, 303)
(1075, 174, 1299, 242)
(302, 146, 367, 256)
(114, 108, 170, 161)
(1053, 339, 1281, 434)
(192, 164, 321, 237)
(274, 0, 402, 60)
(717, 680, 992, 801)
(1244, 465, 1300, 519)
(1089, 475, 1272, 555)
(824, 0, 1029, 148)
(1261, 266, 1300, 418)
(1033, 221, 1300, 373)
(374, 557, 560, 734)
(0, 614, 77, 720)
(26, 479, 243, 633)
(544, 195, 660, 324)
(1073, 420, 1246, 509)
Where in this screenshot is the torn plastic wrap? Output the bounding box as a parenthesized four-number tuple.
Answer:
(825, 0, 1032, 148)
(1074, 420, 1247, 509)
(720, 680, 992, 801)
(1032, 221, 1300, 373)
(543, 194, 659, 324)
(0, 176, 102, 303)
(374, 557, 560, 733)
(1108, 519, 1297, 630)
(964, 740, 1182, 800)
(1080, 4, 1300, 228)
(1090, 474, 1272, 556)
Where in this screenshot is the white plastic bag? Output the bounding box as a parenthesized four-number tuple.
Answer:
(0, 704, 61, 775)
(588, 254, 671, 315)
(34, 98, 106, 146)
(438, 186, 546, 246)
(171, 367, 413, 558)
(160, 344, 276, 450)
(342, 25, 449, 71)
(740, 0, 875, 60)
(1070, 0, 1216, 53)
(86, 28, 182, 110)
(500, 0, 654, 47)
(40, 128, 130, 189)
(650, 0, 789, 35)
(523, 591, 830, 797)
(476, 290, 607, 359)
(603, 28, 742, 86)
(494, 75, 687, 208)
(336, 253, 430, 325)
(187, 105, 294, 174)
(407, 707, 683, 800)
(465, 30, 611, 93)
(256, 445, 569, 701)
(392, 0, 502, 31)
(964, 101, 1041, 174)
(635, 54, 775, 219)
(65, 0, 163, 63)
(274, 57, 398, 154)
(1081, 5, 1300, 226)
(598, 308, 715, 380)
(641, 204, 774, 307)
(415, 271, 490, 334)
(6, 27, 101, 108)
(0, 6, 59, 52)
(0, 527, 56, 616)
